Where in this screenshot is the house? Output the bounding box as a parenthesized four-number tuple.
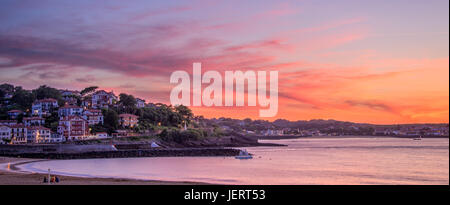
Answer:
(92, 90, 117, 108)
(81, 96, 92, 108)
(26, 126, 51, 143)
(262, 129, 284, 136)
(58, 115, 89, 141)
(61, 89, 79, 95)
(118, 113, 139, 128)
(112, 130, 128, 138)
(0, 125, 11, 144)
(136, 98, 146, 108)
(9, 124, 27, 144)
(0, 120, 17, 126)
(50, 132, 64, 143)
(96, 132, 109, 139)
(373, 129, 388, 136)
(23, 117, 45, 127)
(7, 110, 23, 119)
(2, 93, 13, 105)
(82, 109, 104, 125)
(58, 104, 83, 117)
(32, 98, 58, 116)
(60, 89, 80, 105)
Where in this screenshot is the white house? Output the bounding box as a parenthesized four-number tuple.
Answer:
(96, 132, 109, 139)
(7, 110, 23, 119)
(58, 116, 89, 141)
(92, 90, 117, 108)
(58, 104, 84, 117)
(32, 98, 58, 116)
(0, 120, 17, 126)
(9, 124, 27, 144)
(26, 126, 51, 143)
(82, 109, 104, 125)
(60, 89, 80, 105)
(0, 125, 11, 144)
(49, 132, 64, 143)
(136, 98, 146, 108)
(23, 117, 45, 127)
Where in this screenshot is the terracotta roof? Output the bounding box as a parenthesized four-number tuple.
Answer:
(8, 110, 23, 113)
(119, 113, 138, 118)
(0, 120, 16, 122)
(9, 124, 27, 128)
(60, 104, 82, 109)
(35, 98, 57, 103)
(94, 90, 116, 96)
(60, 115, 87, 121)
(27, 126, 51, 130)
(86, 109, 101, 113)
(23, 117, 44, 120)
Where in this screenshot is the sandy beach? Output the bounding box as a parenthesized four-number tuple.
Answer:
(0, 157, 206, 185)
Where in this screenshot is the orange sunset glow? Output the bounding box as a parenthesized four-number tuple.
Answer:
(0, 0, 448, 124)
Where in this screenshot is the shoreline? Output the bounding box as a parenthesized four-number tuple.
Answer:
(0, 147, 243, 159)
(257, 135, 450, 140)
(0, 157, 209, 185)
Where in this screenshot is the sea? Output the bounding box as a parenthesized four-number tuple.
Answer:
(17, 137, 449, 185)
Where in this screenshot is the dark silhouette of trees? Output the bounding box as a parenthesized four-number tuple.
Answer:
(80, 86, 98, 96)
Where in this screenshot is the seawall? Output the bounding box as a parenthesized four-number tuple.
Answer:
(0, 147, 241, 159)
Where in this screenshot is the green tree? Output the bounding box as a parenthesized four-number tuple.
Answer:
(103, 109, 119, 130)
(80, 86, 98, 96)
(45, 111, 60, 132)
(32, 85, 62, 100)
(175, 105, 193, 124)
(11, 87, 34, 109)
(90, 124, 109, 134)
(0, 84, 14, 93)
(119, 93, 137, 108)
(0, 89, 5, 99)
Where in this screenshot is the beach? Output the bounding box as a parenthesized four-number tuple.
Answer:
(0, 157, 206, 185)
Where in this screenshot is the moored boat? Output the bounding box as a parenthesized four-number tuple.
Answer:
(235, 149, 252, 159)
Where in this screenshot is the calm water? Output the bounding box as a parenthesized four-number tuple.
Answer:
(18, 137, 449, 185)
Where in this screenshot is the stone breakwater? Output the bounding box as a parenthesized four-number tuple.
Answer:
(0, 148, 242, 159)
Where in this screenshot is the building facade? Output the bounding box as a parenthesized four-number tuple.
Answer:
(9, 124, 27, 144)
(7, 110, 23, 119)
(136, 98, 146, 108)
(92, 90, 117, 108)
(0, 125, 11, 144)
(58, 104, 84, 117)
(0, 120, 17, 126)
(58, 116, 89, 141)
(32, 98, 59, 116)
(60, 89, 80, 105)
(23, 117, 45, 127)
(118, 114, 139, 128)
(26, 126, 51, 143)
(82, 109, 104, 125)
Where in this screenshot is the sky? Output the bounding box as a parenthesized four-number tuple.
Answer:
(0, 0, 448, 124)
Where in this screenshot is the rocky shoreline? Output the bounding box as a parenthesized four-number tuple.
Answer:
(0, 133, 286, 160)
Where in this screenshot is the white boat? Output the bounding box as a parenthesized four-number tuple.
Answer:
(235, 150, 253, 159)
(413, 136, 422, 140)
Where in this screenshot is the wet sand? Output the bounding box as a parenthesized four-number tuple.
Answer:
(0, 157, 207, 185)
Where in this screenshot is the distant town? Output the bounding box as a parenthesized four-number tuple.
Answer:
(0, 83, 448, 145)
